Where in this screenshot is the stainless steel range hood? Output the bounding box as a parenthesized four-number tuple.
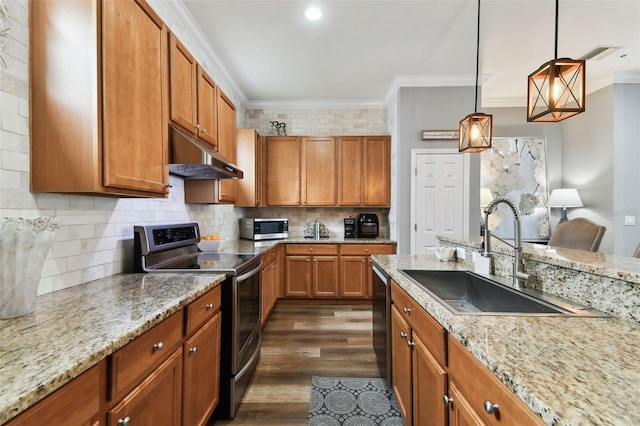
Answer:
(169, 125, 243, 179)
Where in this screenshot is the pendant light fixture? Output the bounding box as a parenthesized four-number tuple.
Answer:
(527, 0, 585, 122)
(459, 0, 492, 153)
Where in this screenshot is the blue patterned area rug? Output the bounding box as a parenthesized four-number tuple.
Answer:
(307, 376, 405, 426)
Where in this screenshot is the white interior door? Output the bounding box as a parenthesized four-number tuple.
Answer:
(411, 149, 469, 255)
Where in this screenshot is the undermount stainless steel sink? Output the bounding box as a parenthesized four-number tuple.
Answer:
(400, 270, 608, 317)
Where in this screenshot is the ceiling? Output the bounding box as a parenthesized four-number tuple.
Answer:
(183, 0, 640, 108)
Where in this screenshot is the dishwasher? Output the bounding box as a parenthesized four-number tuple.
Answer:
(372, 261, 391, 386)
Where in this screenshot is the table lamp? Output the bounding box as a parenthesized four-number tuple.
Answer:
(548, 189, 583, 223)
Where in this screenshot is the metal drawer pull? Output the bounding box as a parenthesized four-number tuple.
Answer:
(403, 307, 411, 314)
(484, 400, 499, 414)
(117, 416, 131, 426)
(443, 395, 454, 406)
(189, 347, 198, 354)
(153, 342, 164, 351)
(206, 303, 214, 309)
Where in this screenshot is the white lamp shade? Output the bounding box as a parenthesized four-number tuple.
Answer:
(548, 189, 583, 208)
(480, 188, 494, 207)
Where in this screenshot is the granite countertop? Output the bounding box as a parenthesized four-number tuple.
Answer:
(0, 272, 225, 425)
(439, 234, 640, 285)
(373, 254, 640, 426)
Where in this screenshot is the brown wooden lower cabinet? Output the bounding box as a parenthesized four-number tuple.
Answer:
(391, 282, 448, 426)
(261, 246, 281, 327)
(183, 312, 222, 426)
(391, 280, 544, 426)
(284, 243, 397, 299)
(285, 244, 339, 297)
(5, 361, 106, 426)
(107, 349, 183, 426)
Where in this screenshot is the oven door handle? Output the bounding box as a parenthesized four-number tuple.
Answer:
(236, 260, 263, 282)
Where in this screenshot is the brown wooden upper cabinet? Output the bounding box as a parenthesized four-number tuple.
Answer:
(30, 0, 169, 197)
(169, 34, 218, 149)
(338, 136, 391, 207)
(264, 136, 337, 206)
(216, 88, 238, 203)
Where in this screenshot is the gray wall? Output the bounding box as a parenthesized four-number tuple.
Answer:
(561, 86, 615, 254)
(613, 83, 640, 256)
(395, 86, 481, 254)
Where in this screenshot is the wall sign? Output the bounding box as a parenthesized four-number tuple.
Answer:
(422, 130, 459, 140)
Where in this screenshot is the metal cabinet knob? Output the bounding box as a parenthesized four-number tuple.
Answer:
(201, 128, 207, 134)
(221, 192, 226, 196)
(361, 259, 365, 263)
(195, 124, 201, 129)
(443, 395, 454, 406)
(306, 258, 310, 262)
(407, 341, 415, 347)
(400, 332, 407, 339)
(206, 303, 214, 310)
(365, 248, 369, 252)
(117, 416, 131, 426)
(189, 347, 198, 354)
(484, 400, 499, 414)
(153, 342, 164, 351)
(166, 183, 173, 188)
(403, 307, 411, 314)
(309, 248, 314, 252)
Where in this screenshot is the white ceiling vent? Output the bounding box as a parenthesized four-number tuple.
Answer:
(579, 46, 621, 61)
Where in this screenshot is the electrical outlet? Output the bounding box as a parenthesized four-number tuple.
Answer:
(625, 216, 636, 226)
(456, 247, 466, 259)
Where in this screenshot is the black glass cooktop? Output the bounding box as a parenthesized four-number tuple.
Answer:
(152, 252, 257, 273)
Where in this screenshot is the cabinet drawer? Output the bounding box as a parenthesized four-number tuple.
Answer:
(391, 281, 446, 367)
(448, 337, 544, 426)
(185, 285, 222, 336)
(286, 244, 338, 255)
(110, 311, 183, 400)
(340, 243, 396, 255)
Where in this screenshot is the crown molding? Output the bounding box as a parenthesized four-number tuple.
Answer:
(245, 99, 386, 110)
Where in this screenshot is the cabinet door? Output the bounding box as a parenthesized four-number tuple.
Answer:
(362, 136, 390, 207)
(337, 136, 363, 206)
(108, 349, 183, 426)
(448, 383, 487, 426)
(339, 255, 368, 297)
(102, 0, 168, 195)
(236, 129, 260, 207)
(261, 260, 275, 327)
(217, 88, 237, 203)
(196, 66, 217, 148)
(285, 255, 311, 297)
(183, 312, 222, 426)
(169, 34, 197, 135)
(413, 333, 448, 426)
(312, 255, 339, 297)
(266, 137, 301, 206)
(302, 137, 337, 206)
(391, 306, 412, 425)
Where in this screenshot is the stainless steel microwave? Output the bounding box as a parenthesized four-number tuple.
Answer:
(239, 218, 288, 240)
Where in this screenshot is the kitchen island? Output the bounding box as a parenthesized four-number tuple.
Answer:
(374, 250, 640, 426)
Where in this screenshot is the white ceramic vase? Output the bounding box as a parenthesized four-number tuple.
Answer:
(0, 217, 58, 318)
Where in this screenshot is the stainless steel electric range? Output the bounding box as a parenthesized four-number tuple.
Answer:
(133, 223, 262, 420)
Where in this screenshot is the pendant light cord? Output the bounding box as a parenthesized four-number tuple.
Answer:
(554, 0, 559, 59)
(474, 0, 481, 112)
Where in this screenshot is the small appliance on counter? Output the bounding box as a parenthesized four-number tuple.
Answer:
(344, 216, 356, 238)
(356, 213, 379, 238)
(239, 217, 288, 240)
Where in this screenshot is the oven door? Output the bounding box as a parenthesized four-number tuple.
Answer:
(233, 259, 263, 373)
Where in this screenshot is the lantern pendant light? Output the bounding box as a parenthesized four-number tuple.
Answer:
(459, 0, 492, 153)
(527, 0, 585, 122)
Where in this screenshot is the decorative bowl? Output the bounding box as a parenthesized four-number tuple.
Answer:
(198, 239, 223, 252)
(432, 247, 456, 262)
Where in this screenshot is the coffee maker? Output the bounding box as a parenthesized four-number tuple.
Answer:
(344, 217, 356, 238)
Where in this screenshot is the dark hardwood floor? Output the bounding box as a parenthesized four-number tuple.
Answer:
(211, 300, 381, 425)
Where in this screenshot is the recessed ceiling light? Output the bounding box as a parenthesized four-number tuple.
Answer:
(305, 6, 322, 21)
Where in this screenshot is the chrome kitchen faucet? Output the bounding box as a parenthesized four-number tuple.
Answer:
(482, 196, 535, 288)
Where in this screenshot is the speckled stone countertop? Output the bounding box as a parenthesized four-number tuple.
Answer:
(439, 234, 640, 284)
(0, 273, 225, 425)
(373, 254, 640, 426)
